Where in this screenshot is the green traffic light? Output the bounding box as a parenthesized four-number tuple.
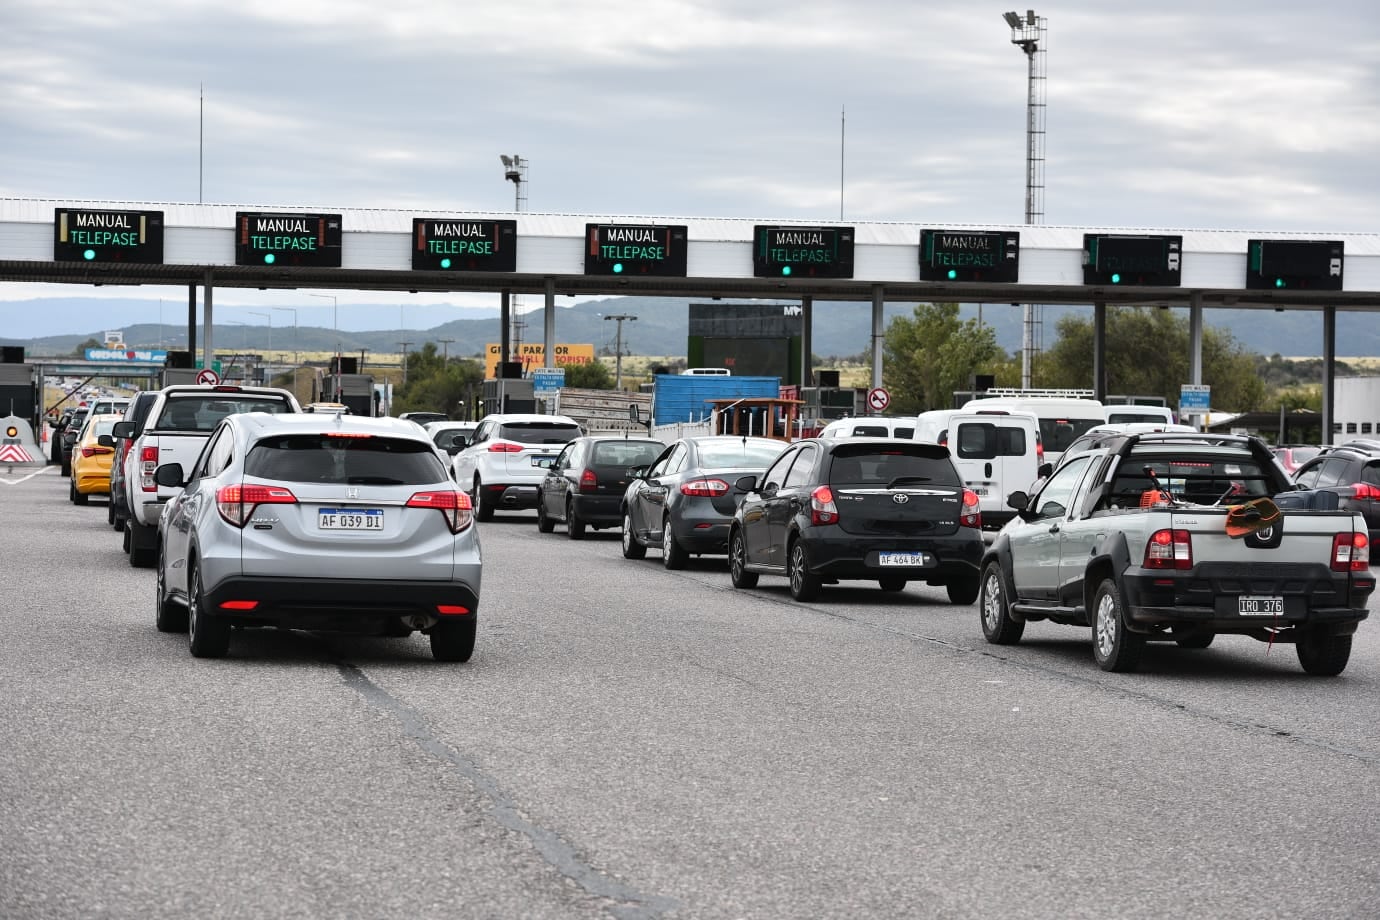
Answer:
(1275, 277, 1286, 288)
(947, 269, 957, 280)
(782, 266, 792, 276)
(440, 258, 452, 269)
(264, 253, 276, 265)
(83, 249, 96, 260)
(1111, 272, 1121, 284)
(613, 263, 624, 273)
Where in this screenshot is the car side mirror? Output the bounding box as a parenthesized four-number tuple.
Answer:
(734, 474, 759, 493)
(1037, 462, 1053, 479)
(629, 465, 648, 480)
(97, 434, 115, 448)
(154, 463, 186, 488)
(112, 421, 135, 439)
(1006, 491, 1030, 512)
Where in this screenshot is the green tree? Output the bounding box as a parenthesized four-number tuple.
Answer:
(562, 360, 614, 389)
(881, 302, 1007, 414)
(1038, 307, 1266, 412)
(393, 342, 485, 418)
(73, 337, 101, 356)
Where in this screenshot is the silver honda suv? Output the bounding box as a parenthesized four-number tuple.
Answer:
(154, 413, 482, 661)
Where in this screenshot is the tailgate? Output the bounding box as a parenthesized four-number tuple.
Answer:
(153, 434, 210, 497)
(1168, 509, 1359, 565)
(836, 487, 964, 536)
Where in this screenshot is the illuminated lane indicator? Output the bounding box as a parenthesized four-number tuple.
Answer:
(754, 225, 855, 279)
(1246, 239, 1343, 292)
(584, 224, 688, 277)
(235, 212, 343, 268)
(411, 219, 517, 272)
(1082, 234, 1182, 287)
(54, 208, 165, 264)
(920, 230, 1020, 283)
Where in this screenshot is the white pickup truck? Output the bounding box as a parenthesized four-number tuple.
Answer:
(113, 384, 300, 566)
(979, 432, 1374, 675)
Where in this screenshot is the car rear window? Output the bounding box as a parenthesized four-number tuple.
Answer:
(591, 441, 663, 468)
(497, 422, 582, 445)
(245, 435, 448, 485)
(156, 395, 294, 432)
(827, 444, 961, 488)
(1110, 452, 1274, 504)
(696, 440, 787, 469)
(1041, 417, 1104, 453)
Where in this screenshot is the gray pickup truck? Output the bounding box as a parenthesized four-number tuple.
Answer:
(979, 432, 1374, 675)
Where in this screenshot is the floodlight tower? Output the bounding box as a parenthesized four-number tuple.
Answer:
(500, 155, 529, 358)
(1004, 9, 1047, 388)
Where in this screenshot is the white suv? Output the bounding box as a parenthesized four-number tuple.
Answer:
(451, 414, 583, 521)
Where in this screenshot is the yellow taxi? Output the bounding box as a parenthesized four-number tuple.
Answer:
(69, 413, 125, 505)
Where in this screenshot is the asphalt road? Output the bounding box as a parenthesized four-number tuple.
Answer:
(3, 466, 1378, 920)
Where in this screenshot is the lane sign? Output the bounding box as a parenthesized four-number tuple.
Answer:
(54, 208, 165, 264)
(412, 218, 517, 272)
(235, 211, 343, 267)
(1083, 234, 1183, 286)
(196, 368, 220, 386)
(753, 225, 855, 279)
(920, 229, 1020, 283)
(867, 387, 891, 412)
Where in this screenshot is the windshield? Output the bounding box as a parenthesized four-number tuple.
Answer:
(695, 439, 787, 470)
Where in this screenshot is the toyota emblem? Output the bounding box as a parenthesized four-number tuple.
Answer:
(892, 493, 910, 504)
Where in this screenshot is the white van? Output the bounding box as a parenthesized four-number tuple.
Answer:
(960, 391, 1106, 467)
(914, 408, 1041, 531)
(682, 367, 731, 376)
(817, 416, 915, 439)
(1104, 404, 1175, 426)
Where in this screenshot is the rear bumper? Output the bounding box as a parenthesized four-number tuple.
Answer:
(800, 531, 984, 581)
(486, 484, 539, 509)
(203, 575, 480, 630)
(570, 493, 623, 527)
(1121, 567, 1374, 632)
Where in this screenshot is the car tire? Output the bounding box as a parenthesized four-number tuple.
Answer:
(107, 501, 115, 525)
(1091, 577, 1144, 672)
(155, 548, 189, 633)
(187, 559, 230, 659)
(621, 509, 646, 560)
(472, 478, 494, 522)
(128, 521, 157, 568)
(878, 576, 907, 592)
(787, 540, 821, 601)
(729, 528, 758, 589)
(979, 561, 1025, 645)
(945, 573, 980, 605)
(1173, 629, 1214, 649)
(661, 517, 688, 570)
(536, 494, 555, 533)
(122, 521, 132, 553)
(566, 499, 585, 540)
(1296, 630, 1352, 676)
(430, 617, 477, 663)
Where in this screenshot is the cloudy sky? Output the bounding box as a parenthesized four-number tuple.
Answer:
(3, 0, 1379, 332)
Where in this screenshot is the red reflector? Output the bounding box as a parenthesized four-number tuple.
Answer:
(436, 605, 471, 615)
(219, 600, 259, 610)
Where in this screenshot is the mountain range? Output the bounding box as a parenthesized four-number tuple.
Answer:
(4, 296, 1378, 361)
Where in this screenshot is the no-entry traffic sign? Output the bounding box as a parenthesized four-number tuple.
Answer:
(196, 368, 220, 386)
(867, 387, 891, 412)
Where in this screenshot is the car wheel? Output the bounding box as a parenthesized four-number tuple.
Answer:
(107, 501, 115, 526)
(621, 509, 646, 560)
(566, 498, 586, 540)
(878, 576, 907, 592)
(60, 459, 71, 477)
(155, 548, 189, 633)
(472, 478, 494, 522)
(536, 494, 555, 533)
(945, 573, 980, 605)
(1296, 630, 1352, 676)
(430, 617, 477, 663)
(661, 517, 688, 570)
(128, 521, 157, 568)
(1173, 629, 1214, 649)
(122, 521, 132, 553)
(729, 528, 758, 589)
(187, 559, 230, 659)
(979, 561, 1025, 645)
(787, 540, 821, 601)
(1091, 578, 1144, 672)
(68, 479, 78, 504)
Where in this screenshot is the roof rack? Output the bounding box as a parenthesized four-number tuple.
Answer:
(1335, 438, 1380, 453)
(971, 388, 1096, 399)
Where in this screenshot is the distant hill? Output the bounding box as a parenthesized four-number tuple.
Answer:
(4, 295, 1379, 361)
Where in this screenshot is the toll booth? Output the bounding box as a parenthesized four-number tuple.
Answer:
(481, 378, 536, 417)
(0, 348, 37, 430)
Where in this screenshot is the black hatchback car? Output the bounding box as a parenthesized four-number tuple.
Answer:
(728, 438, 984, 602)
(537, 435, 665, 539)
(1291, 439, 1380, 543)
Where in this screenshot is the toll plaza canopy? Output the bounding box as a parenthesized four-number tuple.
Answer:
(2, 197, 1380, 308)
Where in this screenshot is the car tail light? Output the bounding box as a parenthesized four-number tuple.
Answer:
(1350, 482, 1380, 500)
(487, 441, 523, 453)
(580, 469, 598, 493)
(436, 605, 471, 615)
(80, 446, 114, 457)
(1036, 437, 1045, 464)
(406, 490, 474, 534)
(809, 485, 838, 525)
(140, 445, 159, 492)
(681, 478, 730, 497)
(960, 489, 981, 528)
(1144, 528, 1192, 570)
(1331, 532, 1370, 572)
(216, 483, 298, 527)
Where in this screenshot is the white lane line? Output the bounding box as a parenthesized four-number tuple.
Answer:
(0, 466, 55, 485)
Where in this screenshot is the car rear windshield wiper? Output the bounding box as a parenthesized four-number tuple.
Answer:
(888, 476, 933, 488)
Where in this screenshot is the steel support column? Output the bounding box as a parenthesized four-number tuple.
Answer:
(499, 289, 511, 373)
(800, 295, 813, 388)
(543, 278, 556, 369)
(202, 269, 214, 370)
(1092, 301, 1106, 402)
(871, 285, 885, 391)
(1323, 305, 1336, 442)
(187, 284, 197, 362)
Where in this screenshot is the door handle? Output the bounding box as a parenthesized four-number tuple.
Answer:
(1047, 523, 1060, 534)
(985, 462, 993, 478)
